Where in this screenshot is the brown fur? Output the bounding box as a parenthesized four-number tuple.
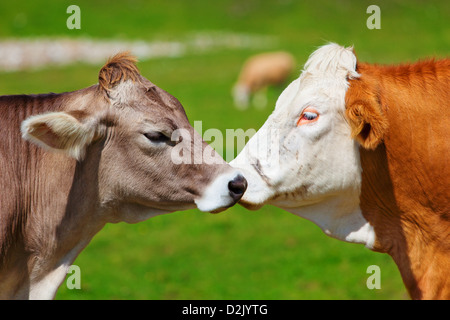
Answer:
(237, 51, 295, 92)
(345, 72, 389, 149)
(98, 52, 140, 91)
(233, 51, 296, 108)
(0, 52, 235, 299)
(346, 58, 450, 299)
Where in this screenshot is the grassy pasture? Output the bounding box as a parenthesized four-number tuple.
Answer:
(0, 0, 448, 299)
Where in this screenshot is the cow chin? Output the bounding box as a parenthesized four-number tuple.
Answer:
(114, 203, 175, 224)
(238, 199, 264, 211)
(237, 190, 270, 210)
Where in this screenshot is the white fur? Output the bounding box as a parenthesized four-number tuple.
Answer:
(28, 263, 71, 300)
(28, 242, 86, 300)
(231, 43, 376, 248)
(195, 170, 243, 212)
(21, 112, 97, 161)
(106, 79, 140, 104)
(287, 194, 376, 249)
(303, 43, 360, 79)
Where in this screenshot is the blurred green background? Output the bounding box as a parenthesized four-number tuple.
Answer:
(0, 0, 448, 299)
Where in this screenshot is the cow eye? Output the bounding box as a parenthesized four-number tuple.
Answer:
(144, 131, 171, 144)
(302, 112, 318, 121)
(297, 107, 319, 126)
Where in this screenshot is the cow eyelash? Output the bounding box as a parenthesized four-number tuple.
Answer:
(297, 107, 319, 126)
(301, 112, 318, 121)
(144, 131, 174, 145)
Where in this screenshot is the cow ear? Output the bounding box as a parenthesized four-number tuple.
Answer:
(345, 84, 388, 150)
(21, 111, 98, 160)
(345, 97, 388, 150)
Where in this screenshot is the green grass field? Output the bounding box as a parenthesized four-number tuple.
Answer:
(1, 0, 448, 299)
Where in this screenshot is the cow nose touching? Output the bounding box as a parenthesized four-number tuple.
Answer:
(228, 174, 247, 202)
(194, 170, 248, 213)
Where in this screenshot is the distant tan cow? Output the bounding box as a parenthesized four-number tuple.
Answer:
(0, 52, 247, 299)
(232, 51, 295, 109)
(232, 43, 450, 299)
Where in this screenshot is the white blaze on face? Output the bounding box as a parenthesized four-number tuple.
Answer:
(231, 43, 376, 248)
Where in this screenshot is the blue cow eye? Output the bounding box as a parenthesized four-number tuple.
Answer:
(303, 112, 318, 121)
(297, 108, 319, 126)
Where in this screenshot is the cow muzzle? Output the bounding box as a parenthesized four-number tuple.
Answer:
(229, 157, 274, 210)
(195, 170, 247, 213)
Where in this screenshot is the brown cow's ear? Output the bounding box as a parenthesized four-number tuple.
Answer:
(345, 98, 388, 150)
(21, 112, 98, 160)
(98, 52, 140, 92)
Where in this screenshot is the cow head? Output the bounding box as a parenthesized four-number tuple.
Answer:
(231, 43, 387, 246)
(21, 52, 247, 223)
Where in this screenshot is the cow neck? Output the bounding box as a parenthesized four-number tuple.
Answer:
(353, 60, 450, 299)
(23, 140, 108, 299)
(1, 88, 107, 298)
(359, 141, 450, 300)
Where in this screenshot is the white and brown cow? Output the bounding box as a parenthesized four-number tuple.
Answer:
(0, 52, 247, 299)
(231, 43, 449, 299)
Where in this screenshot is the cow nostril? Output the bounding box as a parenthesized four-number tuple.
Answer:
(228, 175, 248, 201)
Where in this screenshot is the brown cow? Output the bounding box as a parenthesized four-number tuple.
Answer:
(232, 51, 295, 109)
(231, 43, 449, 299)
(0, 52, 247, 299)
(345, 57, 450, 299)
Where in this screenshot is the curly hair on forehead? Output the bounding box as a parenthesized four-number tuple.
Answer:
(98, 51, 141, 91)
